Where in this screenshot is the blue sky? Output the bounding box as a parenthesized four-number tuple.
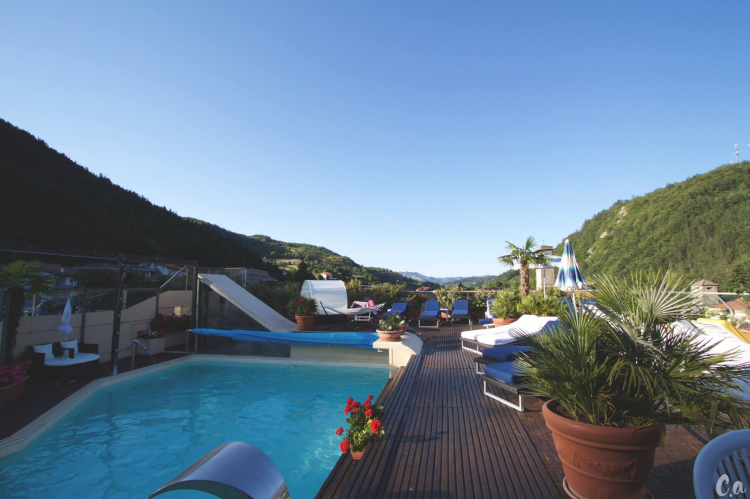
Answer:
(1, 1, 748, 277)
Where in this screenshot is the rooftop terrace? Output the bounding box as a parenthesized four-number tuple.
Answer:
(316, 324, 704, 499)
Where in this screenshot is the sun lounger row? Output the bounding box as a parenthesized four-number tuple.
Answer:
(460, 314, 559, 353)
(473, 344, 535, 412)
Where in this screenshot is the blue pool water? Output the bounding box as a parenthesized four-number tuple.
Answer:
(0, 359, 389, 498)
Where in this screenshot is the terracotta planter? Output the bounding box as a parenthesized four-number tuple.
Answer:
(0, 376, 29, 408)
(351, 449, 364, 461)
(400, 324, 408, 334)
(138, 336, 166, 355)
(376, 329, 402, 342)
(542, 400, 661, 499)
(296, 315, 315, 332)
(492, 317, 518, 327)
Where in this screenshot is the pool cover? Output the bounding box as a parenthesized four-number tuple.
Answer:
(190, 328, 379, 349)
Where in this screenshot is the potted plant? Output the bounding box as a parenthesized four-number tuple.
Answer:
(376, 313, 405, 342)
(469, 300, 486, 321)
(136, 329, 166, 355)
(289, 296, 317, 331)
(515, 271, 750, 499)
(0, 364, 29, 407)
(491, 289, 521, 326)
(336, 394, 386, 461)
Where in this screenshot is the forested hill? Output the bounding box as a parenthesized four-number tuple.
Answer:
(557, 162, 750, 287)
(0, 118, 414, 284)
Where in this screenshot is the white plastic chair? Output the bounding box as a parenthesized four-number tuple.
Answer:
(693, 429, 750, 498)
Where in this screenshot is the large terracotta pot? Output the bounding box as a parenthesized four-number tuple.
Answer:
(376, 330, 402, 342)
(492, 317, 518, 327)
(295, 315, 315, 331)
(542, 400, 661, 499)
(351, 449, 364, 461)
(0, 376, 29, 408)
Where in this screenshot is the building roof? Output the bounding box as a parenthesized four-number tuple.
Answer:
(692, 279, 718, 287)
(37, 263, 68, 276)
(708, 299, 748, 311)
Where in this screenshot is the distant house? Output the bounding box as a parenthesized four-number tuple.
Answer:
(692, 279, 719, 294)
(416, 286, 431, 292)
(709, 299, 748, 317)
(73, 262, 161, 279)
(320, 272, 334, 280)
(37, 263, 77, 289)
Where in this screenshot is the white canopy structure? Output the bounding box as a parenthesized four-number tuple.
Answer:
(300, 280, 380, 317)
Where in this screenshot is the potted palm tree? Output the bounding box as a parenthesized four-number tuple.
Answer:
(514, 271, 750, 499)
(490, 289, 521, 326)
(0, 261, 57, 363)
(497, 236, 549, 296)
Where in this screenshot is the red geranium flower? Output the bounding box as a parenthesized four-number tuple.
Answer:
(340, 440, 350, 453)
(363, 399, 371, 410)
(352, 406, 357, 413)
(365, 409, 372, 418)
(347, 397, 353, 404)
(353, 401, 361, 408)
(336, 426, 343, 436)
(344, 407, 351, 415)
(370, 419, 382, 434)
(298, 298, 305, 303)
(368, 394, 374, 400)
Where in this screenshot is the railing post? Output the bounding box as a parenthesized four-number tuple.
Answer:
(0, 290, 10, 367)
(80, 290, 88, 344)
(110, 254, 127, 376)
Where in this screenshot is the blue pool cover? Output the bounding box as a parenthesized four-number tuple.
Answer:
(190, 329, 379, 349)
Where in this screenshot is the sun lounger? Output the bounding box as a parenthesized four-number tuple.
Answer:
(460, 315, 558, 353)
(473, 345, 534, 374)
(450, 300, 471, 326)
(480, 361, 527, 412)
(383, 302, 408, 319)
(419, 301, 441, 328)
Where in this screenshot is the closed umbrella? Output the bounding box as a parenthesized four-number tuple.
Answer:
(57, 298, 73, 340)
(554, 239, 588, 311)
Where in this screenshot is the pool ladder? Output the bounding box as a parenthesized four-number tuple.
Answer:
(131, 339, 156, 371)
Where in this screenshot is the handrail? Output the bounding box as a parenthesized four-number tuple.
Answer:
(159, 266, 189, 290)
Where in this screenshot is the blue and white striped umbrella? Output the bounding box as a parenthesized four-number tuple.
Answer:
(555, 239, 588, 291)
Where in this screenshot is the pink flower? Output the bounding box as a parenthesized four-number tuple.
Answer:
(0, 378, 9, 384)
(11, 365, 21, 372)
(12, 376, 24, 383)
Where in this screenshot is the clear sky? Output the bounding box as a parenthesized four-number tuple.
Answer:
(1, 1, 748, 277)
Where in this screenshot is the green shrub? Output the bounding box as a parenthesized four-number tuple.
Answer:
(368, 283, 406, 309)
(346, 279, 365, 303)
(518, 294, 561, 316)
(434, 286, 461, 309)
(491, 289, 521, 319)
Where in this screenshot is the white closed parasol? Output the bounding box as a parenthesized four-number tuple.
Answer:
(57, 298, 73, 339)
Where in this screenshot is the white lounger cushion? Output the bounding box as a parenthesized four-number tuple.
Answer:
(44, 352, 100, 367)
(460, 315, 540, 341)
(32, 343, 54, 361)
(472, 317, 560, 346)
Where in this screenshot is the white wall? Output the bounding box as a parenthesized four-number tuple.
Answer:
(13, 290, 193, 361)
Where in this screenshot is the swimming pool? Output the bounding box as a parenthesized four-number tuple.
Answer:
(0, 358, 389, 498)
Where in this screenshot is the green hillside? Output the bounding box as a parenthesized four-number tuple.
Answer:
(0, 118, 415, 285)
(242, 235, 418, 285)
(558, 162, 750, 287)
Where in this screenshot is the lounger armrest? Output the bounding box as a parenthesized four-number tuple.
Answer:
(473, 357, 498, 366)
(479, 374, 523, 394)
(79, 343, 99, 354)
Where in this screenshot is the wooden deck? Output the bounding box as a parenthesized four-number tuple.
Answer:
(316, 324, 704, 499)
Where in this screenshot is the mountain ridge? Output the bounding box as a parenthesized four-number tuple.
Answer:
(0, 118, 417, 285)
